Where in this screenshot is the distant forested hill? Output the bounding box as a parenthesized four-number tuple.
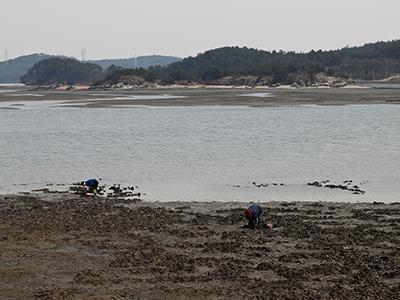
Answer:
(156, 40, 400, 83)
(97, 40, 400, 87)
(0, 54, 180, 83)
(93, 55, 181, 70)
(0, 54, 52, 83)
(20, 58, 103, 85)
(16, 39, 400, 86)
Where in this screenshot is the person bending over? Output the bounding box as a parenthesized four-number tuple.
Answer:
(81, 178, 100, 194)
(244, 204, 262, 229)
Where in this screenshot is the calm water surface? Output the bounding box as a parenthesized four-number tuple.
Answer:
(0, 100, 399, 202)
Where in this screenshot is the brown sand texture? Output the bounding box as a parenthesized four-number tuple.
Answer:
(1, 193, 399, 299)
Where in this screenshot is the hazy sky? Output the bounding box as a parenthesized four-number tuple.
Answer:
(1, 0, 400, 60)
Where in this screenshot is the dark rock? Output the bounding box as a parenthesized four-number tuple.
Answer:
(307, 181, 322, 187)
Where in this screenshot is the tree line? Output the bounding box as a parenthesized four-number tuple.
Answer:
(21, 40, 400, 85)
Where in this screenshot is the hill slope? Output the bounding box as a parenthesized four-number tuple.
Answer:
(14, 40, 400, 86)
(0, 54, 52, 83)
(0, 54, 181, 83)
(93, 55, 181, 70)
(158, 40, 400, 83)
(20, 57, 103, 85)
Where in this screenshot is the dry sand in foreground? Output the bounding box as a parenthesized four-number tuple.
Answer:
(0, 193, 400, 299)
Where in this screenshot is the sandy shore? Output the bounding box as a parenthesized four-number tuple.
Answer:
(1, 192, 399, 299)
(1, 87, 400, 108)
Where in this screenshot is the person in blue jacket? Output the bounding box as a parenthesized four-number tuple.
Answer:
(244, 204, 262, 229)
(81, 178, 100, 194)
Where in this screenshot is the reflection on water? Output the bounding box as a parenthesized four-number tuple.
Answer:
(240, 92, 274, 98)
(7, 93, 44, 97)
(0, 94, 187, 109)
(88, 93, 187, 100)
(0, 100, 68, 109)
(0, 103, 399, 202)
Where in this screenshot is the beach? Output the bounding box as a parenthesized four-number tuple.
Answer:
(1, 86, 400, 108)
(1, 192, 399, 299)
(2, 1, 400, 299)
(1, 85, 400, 298)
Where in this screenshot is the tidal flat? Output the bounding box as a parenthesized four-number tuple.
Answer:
(1, 86, 400, 108)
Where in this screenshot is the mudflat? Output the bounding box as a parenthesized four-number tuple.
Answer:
(1, 193, 399, 299)
(1, 87, 400, 108)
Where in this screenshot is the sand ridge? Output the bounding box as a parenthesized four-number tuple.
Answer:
(1, 87, 400, 108)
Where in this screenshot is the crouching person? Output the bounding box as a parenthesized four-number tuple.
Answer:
(244, 204, 262, 229)
(81, 178, 100, 194)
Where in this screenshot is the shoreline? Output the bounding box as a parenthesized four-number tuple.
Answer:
(1, 86, 400, 108)
(1, 192, 399, 298)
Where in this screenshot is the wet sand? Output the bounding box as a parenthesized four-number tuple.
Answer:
(1, 193, 399, 299)
(1, 87, 400, 108)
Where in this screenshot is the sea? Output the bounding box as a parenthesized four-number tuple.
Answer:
(1, 88, 399, 202)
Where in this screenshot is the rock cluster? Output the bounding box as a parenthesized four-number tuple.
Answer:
(252, 182, 285, 188)
(69, 183, 142, 199)
(107, 184, 141, 198)
(307, 180, 366, 195)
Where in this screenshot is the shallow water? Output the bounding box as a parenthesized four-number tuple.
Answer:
(0, 98, 399, 202)
(240, 92, 274, 98)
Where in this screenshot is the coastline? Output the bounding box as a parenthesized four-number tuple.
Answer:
(1, 192, 399, 298)
(1, 86, 400, 108)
